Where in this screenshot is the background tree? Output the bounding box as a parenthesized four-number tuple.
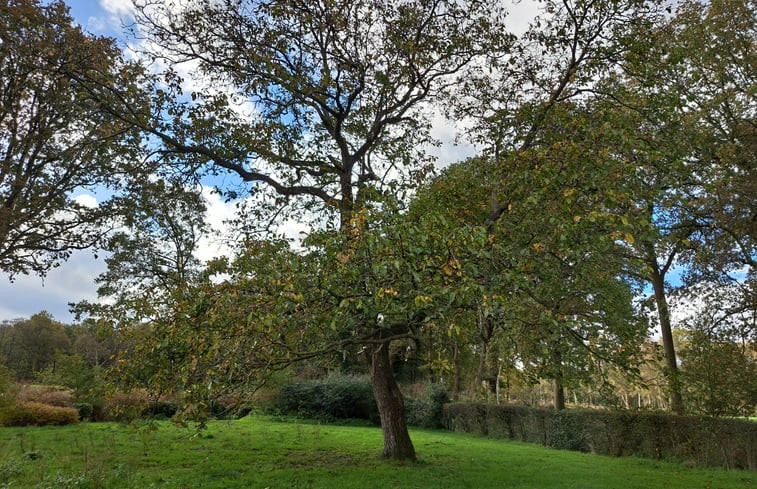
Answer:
(0, 311, 69, 380)
(590, 0, 757, 413)
(675, 282, 756, 417)
(0, 0, 148, 277)
(73, 180, 209, 324)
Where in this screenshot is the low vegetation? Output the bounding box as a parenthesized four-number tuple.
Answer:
(443, 403, 757, 469)
(0, 416, 754, 489)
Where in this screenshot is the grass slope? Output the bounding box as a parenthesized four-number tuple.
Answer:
(0, 416, 753, 488)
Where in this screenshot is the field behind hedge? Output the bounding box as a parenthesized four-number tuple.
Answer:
(1, 416, 754, 489)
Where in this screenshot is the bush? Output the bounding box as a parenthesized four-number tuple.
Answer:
(0, 401, 79, 426)
(275, 374, 378, 422)
(145, 400, 179, 419)
(101, 391, 150, 422)
(405, 383, 450, 429)
(71, 402, 93, 421)
(101, 391, 180, 422)
(275, 376, 451, 428)
(16, 385, 73, 407)
(442, 402, 757, 469)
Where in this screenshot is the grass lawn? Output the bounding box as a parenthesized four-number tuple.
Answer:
(0, 416, 753, 488)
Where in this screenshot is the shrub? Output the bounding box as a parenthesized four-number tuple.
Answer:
(0, 401, 79, 426)
(145, 400, 179, 419)
(405, 383, 450, 429)
(100, 391, 184, 422)
(101, 391, 150, 422)
(443, 402, 757, 469)
(275, 376, 451, 428)
(275, 374, 378, 422)
(71, 402, 93, 421)
(16, 385, 73, 407)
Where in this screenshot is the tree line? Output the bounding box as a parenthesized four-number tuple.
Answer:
(0, 0, 754, 460)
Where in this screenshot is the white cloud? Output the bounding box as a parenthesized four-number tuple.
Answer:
(195, 187, 237, 263)
(86, 16, 106, 32)
(74, 194, 98, 208)
(100, 0, 134, 15)
(427, 109, 479, 169)
(506, 0, 541, 37)
(0, 251, 105, 324)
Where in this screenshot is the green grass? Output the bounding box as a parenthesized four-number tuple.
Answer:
(0, 416, 753, 488)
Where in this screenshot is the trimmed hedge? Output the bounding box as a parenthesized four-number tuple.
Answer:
(0, 402, 79, 426)
(442, 402, 757, 470)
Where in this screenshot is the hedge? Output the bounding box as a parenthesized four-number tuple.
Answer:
(442, 402, 756, 470)
(0, 402, 79, 427)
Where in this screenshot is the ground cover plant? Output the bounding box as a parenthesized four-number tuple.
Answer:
(0, 416, 753, 489)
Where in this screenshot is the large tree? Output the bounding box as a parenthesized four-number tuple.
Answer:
(592, 0, 756, 413)
(0, 0, 147, 277)
(89, 0, 509, 460)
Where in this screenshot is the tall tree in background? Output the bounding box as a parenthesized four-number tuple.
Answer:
(73, 181, 209, 324)
(599, 0, 756, 413)
(0, 311, 69, 380)
(0, 0, 147, 277)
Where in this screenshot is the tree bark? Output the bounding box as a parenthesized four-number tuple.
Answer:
(452, 342, 461, 401)
(554, 378, 565, 410)
(369, 342, 416, 461)
(552, 346, 565, 410)
(650, 269, 684, 415)
(476, 339, 488, 390)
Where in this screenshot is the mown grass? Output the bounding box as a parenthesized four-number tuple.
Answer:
(0, 416, 753, 488)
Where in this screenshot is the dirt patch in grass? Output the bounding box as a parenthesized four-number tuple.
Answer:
(281, 449, 359, 468)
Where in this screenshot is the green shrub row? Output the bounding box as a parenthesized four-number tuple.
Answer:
(0, 401, 79, 426)
(442, 403, 757, 470)
(274, 375, 449, 428)
(275, 375, 379, 423)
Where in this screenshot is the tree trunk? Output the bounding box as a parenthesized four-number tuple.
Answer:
(552, 346, 565, 410)
(495, 361, 502, 405)
(452, 343, 461, 401)
(369, 342, 416, 461)
(650, 269, 684, 415)
(476, 340, 488, 390)
(554, 378, 565, 410)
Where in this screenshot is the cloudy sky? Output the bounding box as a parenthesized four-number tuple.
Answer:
(3, 0, 543, 323)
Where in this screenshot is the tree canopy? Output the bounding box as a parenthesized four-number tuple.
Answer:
(0, 0, 148, 277)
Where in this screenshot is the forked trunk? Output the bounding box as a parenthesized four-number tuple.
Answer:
(369, 342, 416, 461)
